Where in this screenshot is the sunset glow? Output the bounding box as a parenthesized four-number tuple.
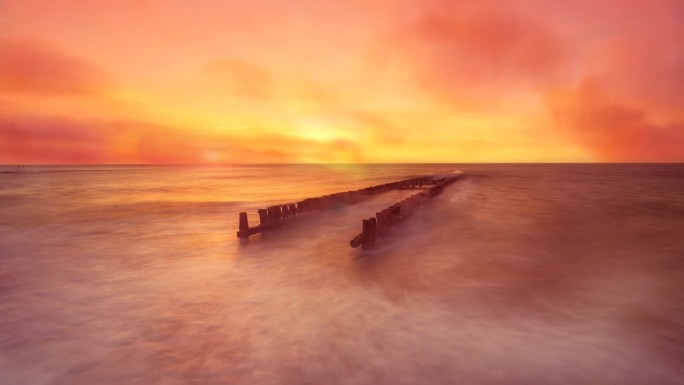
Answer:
(1, 0, 682, 163)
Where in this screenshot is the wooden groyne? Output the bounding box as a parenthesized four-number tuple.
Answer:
(237, 172, 462, 248)
(349, 173, 461, 249)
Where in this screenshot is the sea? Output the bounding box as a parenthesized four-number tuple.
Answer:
(1, 164, 683, 385)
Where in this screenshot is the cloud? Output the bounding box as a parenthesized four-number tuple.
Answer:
(0, 38, 110, 95)
(202, 58, 273, 101)
(0, 113, 364, 164)
(379, 1, 569, 110)
(343, 110, 408, 146)
(0, 114, 110, 163)
(1, 0, 682, 163)
(547, 81, 684, 162)
(375, 0, 684, 160)
(534, 0, 684, 161)
(580, 17, 684, 119)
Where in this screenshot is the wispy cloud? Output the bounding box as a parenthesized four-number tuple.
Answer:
(0, 112, 365, 164)
(0, 38, 111, 95)
(0, 0, 682, 162)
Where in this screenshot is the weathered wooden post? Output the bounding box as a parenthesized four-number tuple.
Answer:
(376, 210, 387, 236)
(388, 204, 400, 225)
(375, 211, 383, 236)
(237, 212, 249, 238)
(239, 212, 249, 229)
(357, 217, 377, 249)
(267, 206, 281, 222)
(361, 219, 371, 248)
(367, 217, 377, 247)
(350, 234, 363, 248)
(258, 209, 268, 225)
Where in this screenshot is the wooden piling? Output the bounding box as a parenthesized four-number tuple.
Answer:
(361, 219, 371, 248)
(267, 206, 281, 222)
(376, 211, 384, 236)
(237, 212, 250, 238)
(350, 233, 364, 248)
(239, 212, 249, 229)
(258, 209, 268, 225)
(367, 217, 377, 247)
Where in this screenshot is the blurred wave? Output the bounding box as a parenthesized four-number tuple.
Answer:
(1, 164, 683, 384)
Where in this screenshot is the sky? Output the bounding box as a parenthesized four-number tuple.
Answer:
(0, 0, 682, 163)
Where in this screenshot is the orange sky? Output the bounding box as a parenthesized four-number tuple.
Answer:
(1, 0, 682, 163)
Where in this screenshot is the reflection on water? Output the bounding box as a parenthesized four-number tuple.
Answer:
(1, 164, 683, 384)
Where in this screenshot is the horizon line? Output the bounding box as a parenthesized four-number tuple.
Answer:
(3, 162, 684, 167)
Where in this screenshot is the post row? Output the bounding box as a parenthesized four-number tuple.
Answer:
(349, 174, 461, 249)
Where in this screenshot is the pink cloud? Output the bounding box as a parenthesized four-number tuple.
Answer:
(202, 59, 273, 100)
(373, 1, 570, 110)
(0, 38, 110, 95)
(0, 113, 364, 164)
(547, 81, 684, 162)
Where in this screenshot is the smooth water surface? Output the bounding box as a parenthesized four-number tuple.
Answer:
(1, 164, 683, 385)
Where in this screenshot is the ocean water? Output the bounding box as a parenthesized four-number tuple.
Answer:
(0, 164, 683, 385)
